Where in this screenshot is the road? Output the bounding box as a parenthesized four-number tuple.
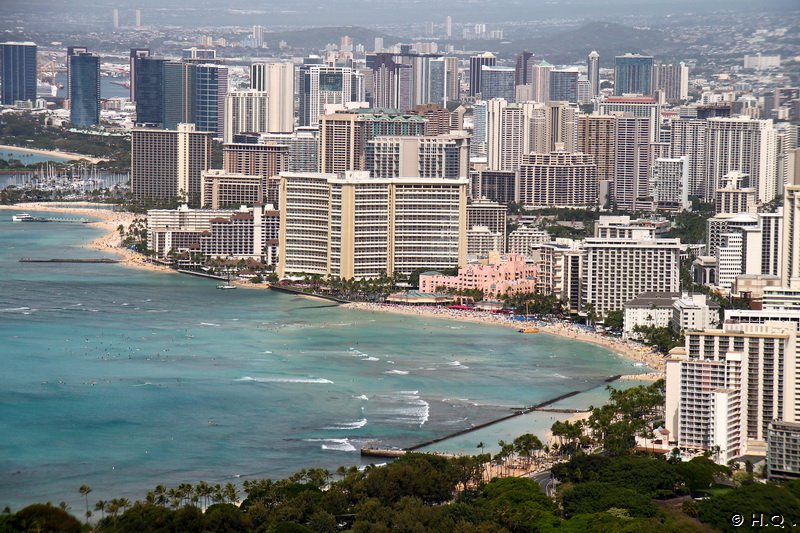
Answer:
(531, 470, 558, 497)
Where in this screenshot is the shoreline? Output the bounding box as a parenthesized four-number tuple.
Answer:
(0, 144, 107, 165)
(0, 202, 272, 290)
(343, 302, 665, 373)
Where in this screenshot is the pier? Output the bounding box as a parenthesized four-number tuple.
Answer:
(361, 377, 626, 458)
(269, 285, 351, 304)
(19, 258, 119, 263)
(18, 216, 91, 223)
(177, 269, 227, 281)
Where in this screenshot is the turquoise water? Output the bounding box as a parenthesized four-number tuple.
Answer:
(0, 148, 71, 165)
(0, 211, 645, 510)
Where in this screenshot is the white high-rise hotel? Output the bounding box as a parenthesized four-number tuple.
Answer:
(705, 116, 778, 204)
(278, 171, 467, 280)
(223, 90, 269, 143)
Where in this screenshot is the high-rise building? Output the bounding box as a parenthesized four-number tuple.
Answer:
(182, 48, 218, 63)
(366, 53, 413, 110)
(670, 118, 707, 200)
(261, 128, 320, 173)
(298, 64, 362, 127)
(112, 8, 119, 29)
(545, 101, 578, 152)
(587, 50, 600, 98)
(548, 70, 579, 103)
(471, 100, 487, 157)
(66, 46, 88, 97)
(705, 116, 778, 204)
(480, 66, 515, 101)
(223, 90, 269, 143)
(467, 199, 507, 253)
(445, 16, 452, 38)
(613, 114, 652, 211)
(486, 99, 544, 171)
(429, 57, 459, 104)
(715, 171, 757, 215)
(129, 48, 150, 102)
(527, 60, 552, 103)
(318, 109, 427, 174)
(577, 114, 616, 194)
(651, 156, 689, 212)
(469, 52, 496, 97)
(278, 171, 467, 279)
(654, 62, 689, 103)
(614, 53, 654, 96)
(69, 51, 100, 127)
(131, 123, 213, 205)
(201, 170, 265, 209)
(195, 64, 228, 138)
(515, 51, 533, 86)
(784, 185, 800, 286)
(135, 9, 141, 29)
(665, 316, 799, 463)
(599, 96, 661, 142)
(250, 62, 295, 133)
(134, 56, 164, 126)
(0, 42, 37, 105)
(518, 151, 598, 208)
(162, 61, 197, 130)
(584, 237, 681, 316)
(366, 133, 469, 179)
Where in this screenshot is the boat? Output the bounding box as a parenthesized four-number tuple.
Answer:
(216, 273, 236, 290)
(519, 327, 539, 334)
(12, 213, 32, 222)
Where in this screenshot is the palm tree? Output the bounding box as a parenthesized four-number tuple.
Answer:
(223, 482, 238, 504)
(476, 441, 485, 455)
(79, 484, 92, 522)
(153, 484, 167, 506)
(94, 500, 107, 520)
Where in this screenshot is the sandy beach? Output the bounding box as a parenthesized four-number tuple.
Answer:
(0, 202, 277, 290)
(0, 144, 107, 165)
(343, 302, 666, 373)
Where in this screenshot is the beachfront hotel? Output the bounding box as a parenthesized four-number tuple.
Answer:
(278, 171, 467, 280)
(147, 204, 279, 263)
(665, 315, 799, 464)
(419, 252, 537, 298)
(131, 123, 213, 205)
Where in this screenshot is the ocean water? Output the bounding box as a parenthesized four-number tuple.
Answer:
(0, 148, 72, 165)
(0, 211, 646, 510)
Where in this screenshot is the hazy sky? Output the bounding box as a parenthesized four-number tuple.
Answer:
(5, 0, 798, 26)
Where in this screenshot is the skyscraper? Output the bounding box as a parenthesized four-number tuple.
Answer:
(131, 123, 213, 205)
(445, 16, 452, 38)
(614, 53, 654, 96)
(613, 114, 652, 211)
(298, 64, 361, 127)
(705, 116, 778, 204)
(587, 50, 600, 97)
(195, 64, 228, 138)
(527, 60, 552, 103)
(469, 52, 496, 97)
(653, 62, 689, 103)
(366, 53, 413, 110)
(223, 90, 269, 143)
(0, 42, 37, 105)
(162, 61, 196, 130)
(670, 118, 707, 199)
(66, 46, 88, 97)
(134, 57, 164, 126)
(548, 70, 579, 103)
(480, 66, 515, 101)
(129, 48, 150, 102)
(578, 114, 616, 193)
(251, 62, 295, 133)
(69, 52, 100, 127)
(429, 57, 459, 104)
(515, 51, 533, 86)
(486, 99, 544, 171)
(518, 151, 598, 208)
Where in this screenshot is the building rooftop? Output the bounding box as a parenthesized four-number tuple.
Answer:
(624, 292, 681, 308)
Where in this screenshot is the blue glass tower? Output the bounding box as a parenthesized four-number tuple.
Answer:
(549, 70, 579, 103)
(479, 66, 515, 101)
(0, 42, 37, 104)
(134, 56, 165, 126)
(69, 52, 100, 127)
(614, 54, 654, 96)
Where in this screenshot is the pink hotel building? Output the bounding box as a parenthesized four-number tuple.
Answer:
(419, 253, 538, 298)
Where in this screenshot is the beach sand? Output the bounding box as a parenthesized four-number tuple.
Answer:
(0, 144, 107, 165)
(0, 202, 276, 290)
